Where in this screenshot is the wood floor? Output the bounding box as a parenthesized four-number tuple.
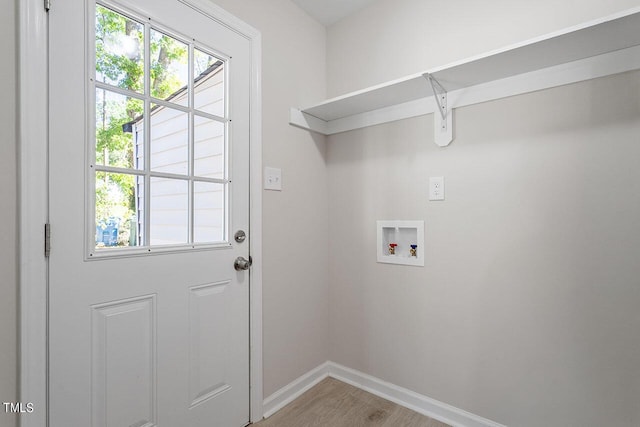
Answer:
(253, 377, 451, 427)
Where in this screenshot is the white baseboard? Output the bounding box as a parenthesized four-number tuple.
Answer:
(262, 362, 330, 418)
(327, 362, 506, 427)
(262, 360, 506, 427)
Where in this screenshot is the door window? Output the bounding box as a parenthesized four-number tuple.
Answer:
(92, 2, 229, 254)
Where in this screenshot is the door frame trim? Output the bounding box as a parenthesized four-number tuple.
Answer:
(18, 0, 264, 424)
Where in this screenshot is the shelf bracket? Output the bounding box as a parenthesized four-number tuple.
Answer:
(423, 73, 453, 147)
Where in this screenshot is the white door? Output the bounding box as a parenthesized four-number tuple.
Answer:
(48, 1, 252, 426)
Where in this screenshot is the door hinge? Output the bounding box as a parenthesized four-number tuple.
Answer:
(44, 0, 51, 12)
(44, 223, 51, 258)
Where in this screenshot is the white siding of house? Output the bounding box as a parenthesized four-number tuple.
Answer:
(193, 181, 224, 243)
(195, 67, 225, 116)
(194, 116, 225, 179)
(133, 66, 225, 245)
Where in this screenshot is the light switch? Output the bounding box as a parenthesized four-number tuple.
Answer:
(429, 176, 444, 201)
(264, 167, 282, 191)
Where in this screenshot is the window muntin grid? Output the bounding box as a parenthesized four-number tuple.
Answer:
(91, 2, 230, 255)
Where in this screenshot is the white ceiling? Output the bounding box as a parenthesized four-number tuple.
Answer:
(292, 0, 378, 26)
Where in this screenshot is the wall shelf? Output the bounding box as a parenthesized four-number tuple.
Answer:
(290, 7, 640, 146)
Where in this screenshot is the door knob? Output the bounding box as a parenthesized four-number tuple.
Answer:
(234, 256, 252, 271)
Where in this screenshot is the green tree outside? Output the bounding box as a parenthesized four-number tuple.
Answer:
(95, 5, 187, 246)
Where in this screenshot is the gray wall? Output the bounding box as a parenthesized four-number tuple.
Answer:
(0, 0, 18, 425)
(206, 0, 330, 398)
(328, 0, 640, 97)
(327, 1, 640, 425)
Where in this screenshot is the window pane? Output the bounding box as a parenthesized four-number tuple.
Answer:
(150, 178, 189, 245)
(95, 89, 144, 169)
(150, 103, 189, 175)
(194, 49, 225, 117)
(95, 5, 144, 93)
(95, 172, 143, 249)
(150, 29, 188, 103)
(194, 116, 225, 179)
(194, 182, 225, 243)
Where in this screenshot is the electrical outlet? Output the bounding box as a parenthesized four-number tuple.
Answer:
(429, 176, 444, 201)
(264, 167, 282, 191)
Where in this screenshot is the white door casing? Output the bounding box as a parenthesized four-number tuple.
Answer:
(44, 0, 263, 426)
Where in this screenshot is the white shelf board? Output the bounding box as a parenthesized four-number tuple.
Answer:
(305, 76, 433, 122)
(291, 7, 640, 136)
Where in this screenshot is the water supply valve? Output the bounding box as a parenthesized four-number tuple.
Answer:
(410, 245, 417, 257)
(388, 243, 398, 255)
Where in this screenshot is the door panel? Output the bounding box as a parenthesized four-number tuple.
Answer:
(48, 1, 251, 426)
(91, 296, 156, 427)
(189, 281, 232, 407)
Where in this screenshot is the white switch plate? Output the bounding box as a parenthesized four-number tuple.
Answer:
(429, 176, 444, 201)
(264, 167, 282, 191)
